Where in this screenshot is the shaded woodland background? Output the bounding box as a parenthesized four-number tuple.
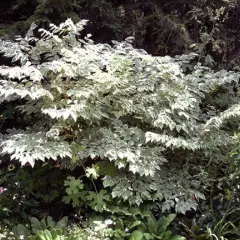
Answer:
(0, 0, 239, 68)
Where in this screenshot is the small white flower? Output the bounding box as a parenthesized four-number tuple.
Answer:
(104, 219, 113, 225)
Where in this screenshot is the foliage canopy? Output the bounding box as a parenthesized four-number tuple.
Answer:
(0, 20, 239, 216)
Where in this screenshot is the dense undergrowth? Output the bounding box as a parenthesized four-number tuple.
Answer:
(0, 18, 240, 240)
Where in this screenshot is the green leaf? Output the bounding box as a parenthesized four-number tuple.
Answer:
(129, 221, 142, 230)
(137, 222, 148, 233)
(50, 229, 58, 239)
(42, 229, 52, 240)
(12, 224, 30, 238)
(55, 216, 68, 230)
(56, 229, 63, 235)
(161, 230, 171, 239)
(40, 219, 47, 230)
(130, 230, 143, 240)
(26, 236, 36, 240)
(143, 233, 153, 240)
(31, 217, 41, 233)
(129, 207, 142, 216)
(152, 234, 163, 240)
(170, 236, 186, 240)
(87, 190, 110, 212)
(36, 230, 46, 240)
(141, 210, 152, 217)
(114, 218, 125, 230)
(158, 214, 176, 233)
(62, 193, 83, 207)
(147, 216, 157, 234)
(47, 216, 55, 229)
(64, 176, 84, 195)
(85, 165, 99, 179)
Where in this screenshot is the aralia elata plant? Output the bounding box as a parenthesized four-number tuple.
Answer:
(0, 19, 239, 214)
